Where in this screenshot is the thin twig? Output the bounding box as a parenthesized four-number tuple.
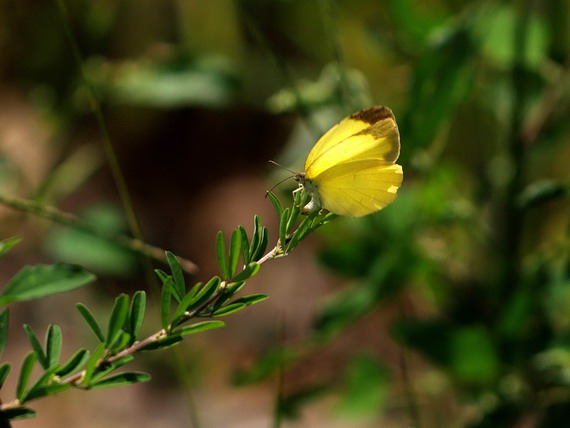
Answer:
(55, 0, 158, 288)
(0, 193, 198, 274)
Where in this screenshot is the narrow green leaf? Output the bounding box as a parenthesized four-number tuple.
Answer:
(0, 264, 95, 305)
(140, 335, 182, 351)
(0, 236, 22, 257)
(286, 203, 302, 234)
(75, 303, 105, 342)
(24, 364, 62, 402)
(23, 383, 71, 402)
(216, 231, 230, 279)
(83, 343, 105, 387)
(251, 227, 268, 261)
(239, 226, 251, 264)
(0, 363, 11, 389)
(186, 281, 203, 300)
(107, 331, 131, 353)
(45, 325, 62, 368)
(0, 407, 36, 420)
(91, 355, 135, 384)
(172, 287, 202, 327)
(229, 229, 242, 279)
(232, 293, 269, 307)
(250, 215, 262, 258)
(128, 291, 146, 343)
(212, 303, 246, 317)
(266, 191, 284, 218)
(105, 294, 129, 347)
(231, 262, 260, 283)
(56, 349, 90, 377)
(91, 372, 151, 389)
(279, 208, 290, 246)
(23, 325, 47, 369)
(286, 217, 311, 252)
(153, 268, 169, 284)
(160, 277, 173, 331)
(0, 308, 9, 357)
(177, 320, 225, 336)
(165, 251, 185, 302)
(185, 277, 221, 312)
(212, 281, 246, 311)
(17, 351, 37, 401)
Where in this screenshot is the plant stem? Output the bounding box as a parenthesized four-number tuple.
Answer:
(0, 193, 198, 274)
(502, 0, 532, 296)
(56, 0, 158, 288)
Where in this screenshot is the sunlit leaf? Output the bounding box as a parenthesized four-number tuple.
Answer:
(76, 303, 105, 342)
(216, 231, 230, 279)
(177, 320, 225, 336)
(17, 352, 37, 401)
(91, 372, 151, 389)
(105, 294, 129, 348)
(56, 349, 90, 377)
(165, 251, 185, 302)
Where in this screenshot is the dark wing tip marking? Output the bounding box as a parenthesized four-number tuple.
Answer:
(349, 106, 395, 125)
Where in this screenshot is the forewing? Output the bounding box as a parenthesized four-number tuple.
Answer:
(317, 161, 403, 218)
(305, 107, 400, 178)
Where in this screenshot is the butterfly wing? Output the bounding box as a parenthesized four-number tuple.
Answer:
(316, 161, 403, 217)
(301, 106, 402, 217)
(304, 106, 400, 178)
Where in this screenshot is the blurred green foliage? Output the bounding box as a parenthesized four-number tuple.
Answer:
(1, 0, 570, 427)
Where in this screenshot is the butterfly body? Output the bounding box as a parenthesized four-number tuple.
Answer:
(295, 106, 403, 218)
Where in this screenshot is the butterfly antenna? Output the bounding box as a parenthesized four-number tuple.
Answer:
(268, 160, 297, 175)
(265, 175, 295, 197)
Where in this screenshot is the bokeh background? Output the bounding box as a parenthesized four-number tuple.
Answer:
(1, 0, 570, 427)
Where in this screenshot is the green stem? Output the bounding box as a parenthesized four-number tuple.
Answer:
(502, 0, 532, 296)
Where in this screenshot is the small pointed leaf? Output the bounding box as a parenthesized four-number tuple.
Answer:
(185, 277, 220, 312)
(56, 349, 90, 377)
(140, 335, 183, 351)
(24, 364, 62, 401)
(23, 383, 70, 401)
(216, 231, 230, 279)
(229, 229, 242, 278)
(239, 226, 251, 264)
(17, 351, 37, 401)
(45, 325, 62, 368)
(165, 252, 185, 302)
(105, 294, 129, 347)
(128, 291, 146, 344)
(279, 208, 290, 246)
(251, 227, 268, 261)
(83, 343, 106, 387)
(232, 293, 269, 307)
(23, 325, 47, 369)
(91, 372, 151, 389)
(76, 303, 105, 342)
(160, 277, 173, 331)
(212, 303, 246, 317)
(266, 191, 284, 218)
(177, 320, 225, 336)
(231, 262, 260, 283)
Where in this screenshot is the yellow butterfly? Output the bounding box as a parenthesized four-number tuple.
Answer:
(295, 106, 403, 218)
